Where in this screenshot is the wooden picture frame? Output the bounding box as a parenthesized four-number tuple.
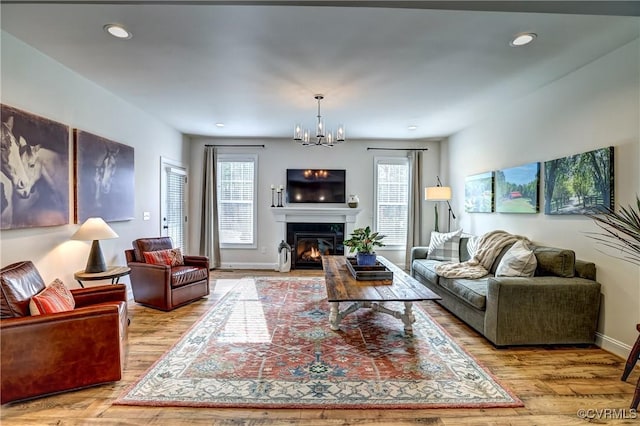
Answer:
(1, 104, 69, 230)
(74, 130, 135, 223)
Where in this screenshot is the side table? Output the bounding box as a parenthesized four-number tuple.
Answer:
(74, 266, 131, 288)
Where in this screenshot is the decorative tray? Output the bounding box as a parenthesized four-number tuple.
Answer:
(345, 257, 394, 281)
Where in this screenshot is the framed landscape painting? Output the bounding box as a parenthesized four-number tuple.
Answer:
(495, 162, 540, 213)
(74, 130, 135, 223)
(1, 104, 69, 230)
(465, 171, 494, 213)
(544, 146, 614, 215)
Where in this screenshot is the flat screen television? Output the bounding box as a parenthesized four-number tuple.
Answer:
(286, 169, 346, 203)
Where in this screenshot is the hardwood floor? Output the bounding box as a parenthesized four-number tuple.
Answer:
(1, 269, 637, 425)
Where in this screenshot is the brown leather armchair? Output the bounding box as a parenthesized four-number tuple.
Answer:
(1, 260, 128, 404)
(124, 237, 210, 311)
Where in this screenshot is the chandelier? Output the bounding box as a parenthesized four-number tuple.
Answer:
(293, 94, 345, 147)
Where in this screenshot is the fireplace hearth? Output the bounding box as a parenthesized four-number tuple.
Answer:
(287, 223, 344, 269)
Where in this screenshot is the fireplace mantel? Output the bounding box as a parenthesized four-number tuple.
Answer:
(271, 206, 362, 224)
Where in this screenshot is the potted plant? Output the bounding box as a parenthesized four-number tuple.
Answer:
(585, 195, 640, 265)
(343, 226, 386, 266)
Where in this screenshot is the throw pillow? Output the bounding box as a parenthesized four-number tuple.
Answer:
(143, 248, 184, 266)
(29, 279, 75, 315)
(466, 235, 481, 259)
(495, 240, 537, 277)
(427, 229, 463, 262)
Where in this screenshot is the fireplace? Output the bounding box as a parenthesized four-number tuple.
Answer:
(287, 223, 344, 269)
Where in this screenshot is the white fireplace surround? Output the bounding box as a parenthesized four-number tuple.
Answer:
(271, 206, 363, 237)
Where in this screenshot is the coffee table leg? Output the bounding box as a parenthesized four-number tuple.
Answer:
(402, 302, 415, 333)
(329, 302, 340, 331)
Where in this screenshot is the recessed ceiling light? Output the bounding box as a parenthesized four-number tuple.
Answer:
(510, 32, 536, 47)
(215, 123, 225, 128)
(104, 24, 132, 40)
(408, 125, 418, 131)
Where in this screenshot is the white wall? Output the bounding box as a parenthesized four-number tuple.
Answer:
(446, 39, 640, 357)
(188, 137, 442, 268)
(0, 32, 188, 287)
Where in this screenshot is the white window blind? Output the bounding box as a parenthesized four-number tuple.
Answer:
(375, 158, 409, 247)
(166, 167, 186, 251)
(217, 155, 256, 247)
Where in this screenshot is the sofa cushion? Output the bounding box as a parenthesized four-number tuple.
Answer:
(171, 266, 209, 288)
(427, 229, 462, 262)
(439, 277, 489, 311)
(496, 241, 537, 277)
(29, 279, 76, 315)
(533, 246, 575, 278)
(143, 248, 184, 266)
(0, 260, 46, 318)
(411, 259, 442, 284)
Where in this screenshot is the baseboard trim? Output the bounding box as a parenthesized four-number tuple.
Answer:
(595, 331, 631, 359)
(219, 262, 278, 270)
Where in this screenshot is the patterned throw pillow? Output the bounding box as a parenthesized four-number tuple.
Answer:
(495, 240, 538, 277)
(143, 248, 184, 266)
(29, 279, 75, 315)
(466, 235, 481, 259)
(427, 229, 463, 262)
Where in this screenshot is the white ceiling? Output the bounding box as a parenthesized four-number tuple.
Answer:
(1, 1, 639, 141)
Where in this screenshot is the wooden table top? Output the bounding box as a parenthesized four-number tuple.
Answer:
(322, 255, 441, 303)
(74, 266, 131, 281)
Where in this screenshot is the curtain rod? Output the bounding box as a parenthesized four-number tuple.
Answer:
(367, 147, 428, 151)
(205, 144, 265, 148)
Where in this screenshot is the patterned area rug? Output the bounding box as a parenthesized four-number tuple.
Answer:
(115, 277, 522, 409)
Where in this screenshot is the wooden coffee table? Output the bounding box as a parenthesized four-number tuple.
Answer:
(321, 255, 441, 333)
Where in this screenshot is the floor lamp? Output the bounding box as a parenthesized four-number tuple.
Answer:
(425, 176, 456, 232)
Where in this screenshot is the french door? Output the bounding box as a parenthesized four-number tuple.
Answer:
(160, 158, 188, 252)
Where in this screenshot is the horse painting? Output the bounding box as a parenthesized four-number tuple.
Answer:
(75, 129, 134, 223)
(94, 146, 119, 208)
(1, 105, 69, 230)
(20, 143, 66, 211)
(1, 116, 35, 228)
(1, 116, 33, 198)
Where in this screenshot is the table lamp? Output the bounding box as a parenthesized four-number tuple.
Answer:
(71, 217, 119, 273)
(425, 176, 456, 232)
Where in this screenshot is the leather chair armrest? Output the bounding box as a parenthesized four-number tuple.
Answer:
(72, 284, 127, 308)
(1, 303, 122, 330)
(183, 255, 209, 269)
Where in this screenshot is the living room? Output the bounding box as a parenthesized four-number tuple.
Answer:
(1, 2, 639, 423)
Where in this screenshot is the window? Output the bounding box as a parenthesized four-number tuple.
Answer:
(375, 157, 409, 247)
(217, 154, 257, 248)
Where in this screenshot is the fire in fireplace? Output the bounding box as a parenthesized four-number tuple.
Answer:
(286, 223, 344, 269)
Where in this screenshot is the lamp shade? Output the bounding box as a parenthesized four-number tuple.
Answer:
(71, 217, 118, 241)
(425, 186, 452, 201)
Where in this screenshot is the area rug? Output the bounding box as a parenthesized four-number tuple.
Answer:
(115, 277, 522, 409)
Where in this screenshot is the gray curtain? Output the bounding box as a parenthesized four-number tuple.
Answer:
(200, 146, 221, 268)
(405, 151, 424, 270)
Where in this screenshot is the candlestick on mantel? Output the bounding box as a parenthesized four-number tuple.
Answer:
(270, 185, 275, 207)
(277, 186, 283, 207)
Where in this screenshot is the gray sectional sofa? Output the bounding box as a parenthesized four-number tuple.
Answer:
(410, 236, 602, 346)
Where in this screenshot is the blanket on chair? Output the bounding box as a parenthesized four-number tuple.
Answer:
(434, 230, 529, 279)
